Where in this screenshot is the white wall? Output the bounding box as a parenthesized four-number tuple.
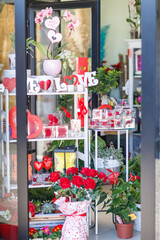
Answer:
(101, 0, 130, 66)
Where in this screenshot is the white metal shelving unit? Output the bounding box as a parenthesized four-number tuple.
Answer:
(125, 39, 142, 156)
(0, 87, 89, 194)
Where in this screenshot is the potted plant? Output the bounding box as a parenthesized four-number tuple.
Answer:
(103, 177, 139, 239)
(32, 8, 79, 76)
(92, 142, 124, 176)
(126, 0, 141, 39)
(48, 166, 107, 239)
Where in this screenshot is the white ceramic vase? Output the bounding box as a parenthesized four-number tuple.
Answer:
(43, 59, 62, 76)
(8, 53, 16, 70)
(134, 203, 141, 231)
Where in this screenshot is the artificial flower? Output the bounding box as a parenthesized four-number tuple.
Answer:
(63, 9, 74, 21)
(66, 167, 79, 176)
(129, 0, 136, 12)
(29, 227, 37, 237)
(53, 224, 63, 232)
(89, 169, 98, 178)
(80, 167, 90, 177)
(137, 96, 141, 103)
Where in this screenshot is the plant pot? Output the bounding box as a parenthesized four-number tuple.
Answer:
(116, 222, 134, 239)
(130, 30, 139, 39)
(43, 59, 62, 76)
(8, 53, 16, 70)
(97, 158, 120, 177)
(134, 203, 141, 231)
(54, 208, 61, 213)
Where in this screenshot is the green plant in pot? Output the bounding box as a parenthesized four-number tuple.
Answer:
(103, 177, 139, 239)
(41, 202, 55, 214)
(92, 142, 124, 177)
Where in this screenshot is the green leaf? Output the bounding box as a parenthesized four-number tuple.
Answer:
(31, 40, 52, 59)
(97, 192, 107, 205)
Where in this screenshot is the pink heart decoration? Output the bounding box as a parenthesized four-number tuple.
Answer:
(9, 106, 43, 139)
(3, 77, 16, 92)
(47, 30, 62, 44)
(45, 17, 60, 30)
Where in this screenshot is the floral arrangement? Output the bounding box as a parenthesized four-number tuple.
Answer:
(29, 224, 63, 239)
(49, 167, 107, 202)
(29, 201, 36, 219)
(126, 0, 141, 31)
(33, 8, 79, 60)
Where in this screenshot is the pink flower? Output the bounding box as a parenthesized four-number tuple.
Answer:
(137, 96, 141, 103)
(68, 18, 79, 31)
(63, 9, 74, 21)
(35, 16, 43, 24)
(45, 7, 53, 18)
(129, 0, 135, 12)
(42, 226, 51, 235)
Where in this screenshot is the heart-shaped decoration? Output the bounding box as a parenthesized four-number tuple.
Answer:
(9, 106, 43, 139)
(43, 156, 52, 170)
(81, 66, 86, 71)
(2, 77, 16, 92)
(45, 17, 60, 30)
(34, 161, 44, 171)
(39, 80, 51, 91)
(63, 75, 79, 85)
(47, 30, 62, 44)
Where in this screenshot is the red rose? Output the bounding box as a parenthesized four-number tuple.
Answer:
(84, 178, 96, 190)
(80, 167, 90, 177)
(107, 169, 119, 185)
(66, 167, 79, 176)
(49, 171, 60, 182)
(72, 176, 84, 188)
(29, 201, 36, 218)
(89, 169, 98, 178)
(29, 228, 37, 236)
(98, 172, 107, 183)
(60, 177, 71, 189)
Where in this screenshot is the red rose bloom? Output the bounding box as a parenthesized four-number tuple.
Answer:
(29, 228, 37, 236)
(89, 169, 98, 178)
(84, 178, 96, 190)
(49, 171, 60, 182)
(80, 167, 90, 177)
(60, 177, 71, 189)
(72, 176, 84, 188)
(29, 201, 36, 218)
(98, 172, 107, 183)
(66, 167, 79, 176)
(53, 224, 63, 232)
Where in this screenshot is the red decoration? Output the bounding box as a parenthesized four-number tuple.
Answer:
(98, 104, 112, 110)
(9, 106, 43, 139)
(43, 156, 52, 170)
(39, 79, 51, 90)
(34, 161, 44, 171)
(62, 107, 71, 119)
(63, 75, 79, 85)
(76, 57, 88, 75)
(48, 114, 59, 126)
(2, 77, 16, 92)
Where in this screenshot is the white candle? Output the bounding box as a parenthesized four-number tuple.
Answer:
(67, 85, 75, 92)
(77, 84, 84, 92)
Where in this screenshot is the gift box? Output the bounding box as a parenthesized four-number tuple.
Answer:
(56, 125, 68, 138)
(55, 198, 90, 240)
(71, 119, 81, 136)
(124, 118, 135, 128)
(54, 146, 77, 173)
(89, 119, 100, 129)
(92, 109, 103, 119)
(46, 113, 63, 126)
(114, 119, 124, 129)
(42, 125, 56, 138)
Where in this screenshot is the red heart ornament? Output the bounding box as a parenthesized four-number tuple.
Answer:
(39, 80, 51, 91)
(43, 158, 52, 170)
(34, 161, 44, 171)
(63, 75, 79, 85)
(9, 106, 43, 139)
(3, 77, 16, 92)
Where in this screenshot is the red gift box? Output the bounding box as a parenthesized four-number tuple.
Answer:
(76, 57, 88, 75)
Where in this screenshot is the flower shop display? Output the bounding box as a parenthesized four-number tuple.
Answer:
(103, 176, 139, 239)
(89, 105, 136, 129)
(126, 0, 141, 39)
(32, 8, 79, 75)
(49, 167, 107, 240)
(29, 224, 63, 240)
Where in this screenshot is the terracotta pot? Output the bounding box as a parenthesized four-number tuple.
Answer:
(43, 59, 62, 76)
(116, 222, 134, 239)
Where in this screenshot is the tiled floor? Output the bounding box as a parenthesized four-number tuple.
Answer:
(88, 185, 141, 240)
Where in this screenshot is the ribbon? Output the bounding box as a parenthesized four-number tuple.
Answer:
(77, 100, 88, 117)
(62, 107, 71, 119)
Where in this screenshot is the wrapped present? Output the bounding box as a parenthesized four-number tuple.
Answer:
(55, 199, 90, 240)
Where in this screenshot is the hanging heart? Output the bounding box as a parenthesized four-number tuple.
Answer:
(34, 161, 44, 171)
(39, 79, 51, 91)
(9, 106, 43, 139)
(63, 75, 79, 85)
(43, 156, 52, 170)
(2, 77, 16, 92)
(47, 30, 62, 44)
(45, 17, 60, 30)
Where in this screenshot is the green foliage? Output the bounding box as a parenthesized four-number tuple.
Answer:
(9, 32, 34, 53)
(89, 67, 120, 95)
(103, 178, 139, 223)
(29, 188, 55, 202)
(121, 155, 141, 179)
(31, 40, 52, 59)
(56, 95, 74, 123)
(42, 202, 55, 214)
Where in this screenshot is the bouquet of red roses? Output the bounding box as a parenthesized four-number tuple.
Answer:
(49, 167, 107, 203)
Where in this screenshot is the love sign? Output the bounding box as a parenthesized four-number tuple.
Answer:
(47, 30, 62, 44)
